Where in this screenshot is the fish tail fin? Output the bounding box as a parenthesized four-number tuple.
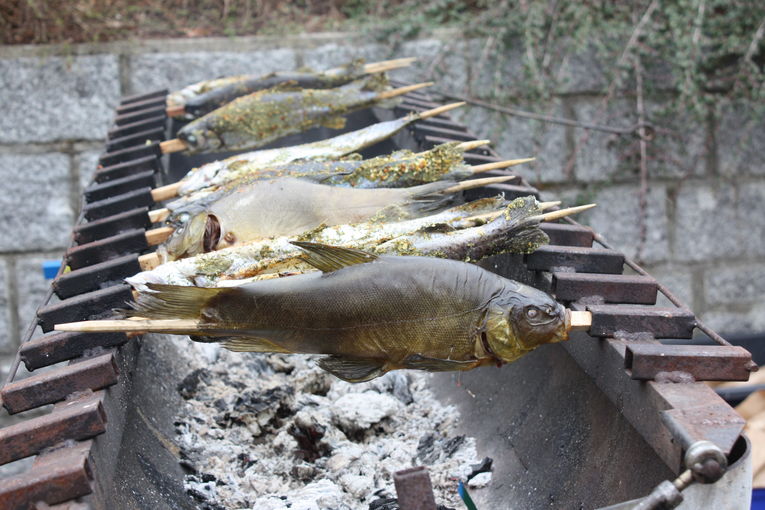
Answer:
(127, 283, 230, 320)
(403, 180, 462, 215)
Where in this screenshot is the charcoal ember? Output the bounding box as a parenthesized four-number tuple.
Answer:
(288, 420, 330, 462)
(417, 434, 465, 464)
(467, 456, 493, 480)
(177, 368, 210, 399)
(233, 386, 294, 414)
(369, 496, 399, 510)
(290, 461, 318, 481)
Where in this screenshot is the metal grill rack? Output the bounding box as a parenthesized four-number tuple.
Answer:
(0, 83, 754, 509)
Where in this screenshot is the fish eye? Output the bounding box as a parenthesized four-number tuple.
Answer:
(185, 134, 197, 146)
(526, 307, 539, 319)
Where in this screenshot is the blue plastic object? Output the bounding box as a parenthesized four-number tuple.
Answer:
(42, 260, 62, 280)
(752, 489, 765, 509)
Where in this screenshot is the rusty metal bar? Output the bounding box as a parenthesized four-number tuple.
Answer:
(82, 188, 154, 221)
(119, 89, 167, 105)
(73, 208, 153, 244)
(587, 305, 695, 338)
(0, 393, 105, 465)
(54, 255, 142, 299)
(37, 285, 133, 333)
(20, 332, 128, 371)
(98, 142, 161, 168)
(94, 156, 161, 184)
(106, 126, 165, 153)
(539, 222, 595, 247)
(106, 116, 166, 140)
(562, 332, 745, 473)
(393, 466, 437, 510)
(0, 441, 93, 509)
(626, 344, 753, 381)
(115, 96, 166, 115)
(113, 105, 166, 127)
(1, 353, 118, 414)
(83, 171, 156, 203)
(553, 272, 658, 304)
(409, 123, 475, 141)
(526, 245, 625, 274)
(65, 231, 147, 270)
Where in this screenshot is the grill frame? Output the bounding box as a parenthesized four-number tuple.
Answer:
(0, 84, 752, 508)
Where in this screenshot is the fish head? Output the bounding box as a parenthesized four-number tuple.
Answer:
(178, 125, 223, 153)
(163, 212, 221, 259)
(484, 285, 568, 362)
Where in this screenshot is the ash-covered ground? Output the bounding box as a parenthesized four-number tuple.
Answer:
(172, 340, 493, 509)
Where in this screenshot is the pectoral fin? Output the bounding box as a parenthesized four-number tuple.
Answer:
(320, 116, 347, 130)
(402, 354, 479, 372)
(317, 356, 387, 382)
(290, 242, 377, 273)
(221, 337, 292, 353)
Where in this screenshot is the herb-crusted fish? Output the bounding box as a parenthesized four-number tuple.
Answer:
(177, 75, 403, 154)
(125, 243, 570, 382)
(169, 60, 370, 119)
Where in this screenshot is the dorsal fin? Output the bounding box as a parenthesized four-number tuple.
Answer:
(290, 241, 377, 273)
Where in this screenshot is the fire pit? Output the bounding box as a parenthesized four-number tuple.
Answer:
(0, 83, 754, 510)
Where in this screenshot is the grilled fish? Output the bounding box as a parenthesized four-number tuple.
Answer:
(168, 142, 472, 216)
(168, 60, 369, 119)
(177, 75, 396, 154)
(130, 196, 549, 288)
(161, 178, 461, 260)
(127, 242, 570, 382)
(176, 108, 461, 196)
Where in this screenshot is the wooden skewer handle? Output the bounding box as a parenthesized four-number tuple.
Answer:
(145, 227, 174, 246)
(166, 105, 186, 117)
(160, 138, 187, 154)
(151, 183, 182, 202)
(148, 208, 170, 223)
(568, 310, 592, 331)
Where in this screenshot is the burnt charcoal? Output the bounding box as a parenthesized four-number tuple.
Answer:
(213, 398, 228, 411)
(291, 461, 318, 481)
(417, 434, 465, 464)
(178, 459, 197, 474)
(200, 473, 216, 483)
(234, 386, 293, 414)
(237, 453, 256, 470)
(392, 374, 413, 405)
(289, 421, 330, 462)
(177, 368, 210, 399)
(369, 497, 399, 510)
(214, 412, 246, 429)
(467, 457, 493, 481)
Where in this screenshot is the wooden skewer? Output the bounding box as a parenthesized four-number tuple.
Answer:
(416, 101, 465, 120)
(538, 201, 561, 210)
(159, 138, 187, 154)
(568, 310, 591, 331)
(165, 104, 185, 118)
(377, 82, 434, 100)
(455, 139, 490, 151)
(148, 208, 170, 223)
(362, 57, 418, 74)
(462, 201, 586, 225)
(530, 203, 596, 222)
(144, 227, 174, 246)
(470, 158, 535, 174)
(54, 310, 595, 334)
(442, 175, 515, 193)
(138, 253, 162, 271)
(151, 183, 182, 202)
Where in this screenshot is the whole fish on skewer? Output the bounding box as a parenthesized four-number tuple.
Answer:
(58, 242, 571, 383)
(168, 103, 466, 197)
(159, 176, 514, 261)
(174, 75, 432, 154)
(132, 197, 593, 288)
(167, 58, 416, 119)
(167, 141, 530, 218)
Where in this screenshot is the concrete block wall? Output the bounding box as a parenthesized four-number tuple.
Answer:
(0, 33, 762, 381)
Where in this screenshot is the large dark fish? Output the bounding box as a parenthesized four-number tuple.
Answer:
(125, 243, 570, 382)
(177, 75, 399, 154)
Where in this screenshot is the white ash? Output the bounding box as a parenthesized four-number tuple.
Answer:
(169, 338, 492, 509)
